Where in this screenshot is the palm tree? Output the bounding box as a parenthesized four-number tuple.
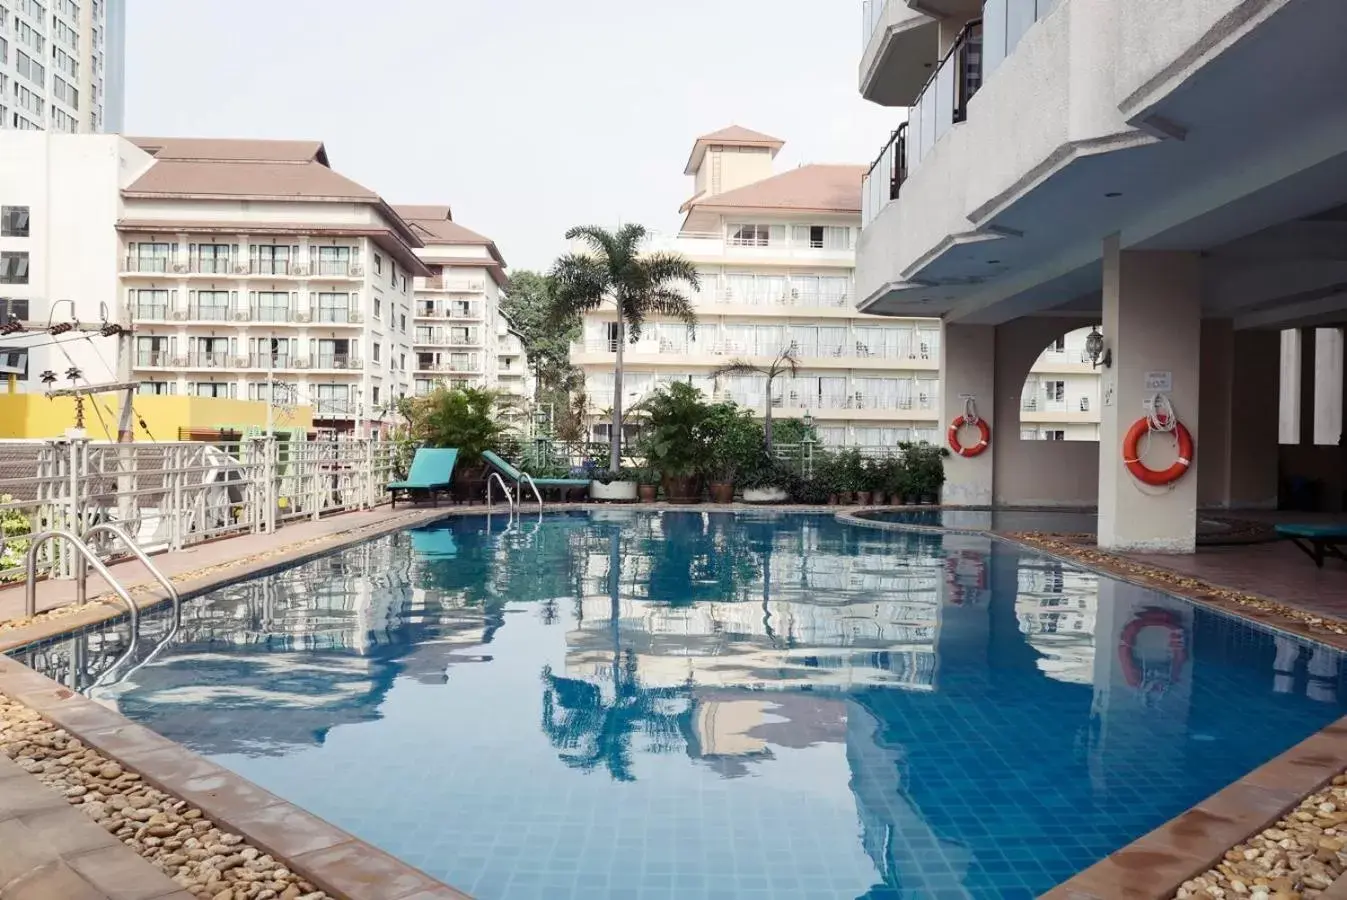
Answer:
(712, 348, 800, 451)
(550, 224, 700, 471)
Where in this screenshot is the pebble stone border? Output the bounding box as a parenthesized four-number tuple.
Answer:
(1173, 773, 1347, 899)
(0, 695, 329, 900)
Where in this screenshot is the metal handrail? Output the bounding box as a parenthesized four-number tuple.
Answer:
(487, 472, 515, 512)
(24, 531, 141, 635)
(518, 473, 544, 515)
(81, 524, 181, 629)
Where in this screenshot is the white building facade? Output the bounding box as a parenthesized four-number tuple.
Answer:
(398, 206, 533, 401)
(0, 133, 426, 435)
(1, 0, 125, 133)
(572, 127, 1097, 446)
(854, 0, 1347, 549)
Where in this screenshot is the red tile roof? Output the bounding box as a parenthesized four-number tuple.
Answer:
(682, 164, 865, 214)
(684, 124, 785, 174)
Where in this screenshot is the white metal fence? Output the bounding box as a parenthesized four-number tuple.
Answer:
(0, 438, 400, 585)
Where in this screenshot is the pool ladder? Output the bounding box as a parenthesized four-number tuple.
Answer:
(486, 472, 544, 517)
(22, 526, 183, 686)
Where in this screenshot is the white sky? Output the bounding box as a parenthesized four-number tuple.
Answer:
(125, 0, 897, 271)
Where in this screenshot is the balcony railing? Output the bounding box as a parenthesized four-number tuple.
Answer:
(418, 304, 482, 319)
(125, 256, 172, 273)
(187, 304, 231, 321)
(253, 305, 295, 323)
(251, 259, 292, 276)
(706, 287, 853, 309)
(249, 355, 297, 370)
(192, 258, 234, 275)
(133, 304, 169, 321)
(414, 333, 481, 347)
(135, 351, 171, 367)
(982, 0, 1057, 81)
(312, 308, 362, 325)
(314, 259, 362, 277)
(424, 277, 486, 292)
(862, 0, 887, 48)
(862, 19, 983, 227)
(863, 124, 908, 229)
(314, 355, 362, 370)
(188, 351, 230, 368)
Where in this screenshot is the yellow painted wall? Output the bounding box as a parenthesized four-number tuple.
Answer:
(0, 394, 314, 440)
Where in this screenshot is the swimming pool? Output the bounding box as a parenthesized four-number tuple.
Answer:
(13, 510, 1346, 899)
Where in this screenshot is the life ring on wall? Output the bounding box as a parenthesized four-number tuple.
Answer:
(1122, 417, 1194, 486)
(1117, 607, 1188, 690)
(947, 416, 991, 458)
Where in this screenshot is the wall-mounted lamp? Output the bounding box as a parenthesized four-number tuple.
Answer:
(1085, 326, 1112, 370)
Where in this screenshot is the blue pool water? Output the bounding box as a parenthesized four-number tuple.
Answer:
(14, 511, 1347, 900)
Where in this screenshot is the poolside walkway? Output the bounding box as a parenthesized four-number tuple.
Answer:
(0, 503, 467, 653)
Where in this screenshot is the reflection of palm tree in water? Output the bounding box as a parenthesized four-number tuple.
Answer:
(539, 655, 691, 782)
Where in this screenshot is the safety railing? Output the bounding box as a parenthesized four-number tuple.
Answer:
(24, 530, 141, 629)
(0, 438, 401, 587)
(486, 472, 515, 512)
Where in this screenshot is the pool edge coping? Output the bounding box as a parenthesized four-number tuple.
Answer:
(0, 655, 475, 900)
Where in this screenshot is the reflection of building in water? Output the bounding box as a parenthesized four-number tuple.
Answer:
(566, 515, 945, 692)
(1014, 559, 1098, 685)
(684, 691, 848, 778)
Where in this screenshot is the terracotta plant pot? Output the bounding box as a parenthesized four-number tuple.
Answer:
(638, 484, 658, 503)
(856, 491, 873, 506)
(662, 475, 704, 504)
(709, 482, 735, 504)
(827, 494, 840, 506)
(872, 491, 888, 506)
(839, 491, 855, 504)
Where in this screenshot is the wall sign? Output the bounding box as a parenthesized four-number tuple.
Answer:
(1143, 371, 1173, 392)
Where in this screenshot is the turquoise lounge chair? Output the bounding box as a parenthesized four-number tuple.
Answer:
(1276, 523, 1347, 569)
(386, 448, 459, 508)
(481, 450, 591, 502)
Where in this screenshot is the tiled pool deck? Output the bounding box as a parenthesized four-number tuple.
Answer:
(1, 502, 1346, 899)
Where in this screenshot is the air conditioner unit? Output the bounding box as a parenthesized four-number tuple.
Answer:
(350, 264, 364, 276)
(173, 263, 188, 273)
(171, 310, 189, 321)
(233, 311, 251, 322)
(292, 265, 310, 276)
(170, 356, 188, 367)
(294, 359, 310, 369)
(350, 312, 364, 324)
(296, 311, 313, 323)
(918, 393, 929, 404)
(232, 356, 250, 367)
(234, 263, 250, 274)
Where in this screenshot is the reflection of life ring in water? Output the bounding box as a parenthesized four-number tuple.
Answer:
(944, 550, 987, 606)
(1118, 607, 1189, 691)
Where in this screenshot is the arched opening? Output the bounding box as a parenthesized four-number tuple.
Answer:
(1018, 325, 1102, 442)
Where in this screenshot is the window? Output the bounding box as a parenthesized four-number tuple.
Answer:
(1, 207, 29, 237)
(13, 84, 43, 117)
(399, 352, 406, 371)
(0, 252, 29, 284)
(315, 292, 350, 323)
(1, 298, 30, 320)
(135, 336, 169, 366)
(729, 224, 774, 247)
(56, 0, 78, 20)
(792, 225, 852, 250)
(132, 242, 174, 272)
(133, 289, 169, 319)
(15, 50, 44, 86)
(190, 382, 233, 399)
(51, 108, 77, 132)
(52, 75, 79, 110)
(1079, 396, 1090, 412)
(1050, 335, 1066, 352)
(19, 0, 46, 19)
(193, 243, 233, 274)
(373, 296, 382, 319)
(251, 244, 293, 275)
(372, 386, 380, 405)
(399, 312, 406, 333)
(17, 20, 43, 54)
(373, 253, 383, 275)
(372, 342, 381, 363)
(137, 382, 174, 396)
(315, 245, 351, 276)
(314, 383, 350, 416)
(255, 291, 292, 322)
(1043, 381, 1065, 402)
(53, 18, 78, 51)
(1044, 430, 1065, 441)
(400, 274, 407, 293)
(192, 290, 230, 320)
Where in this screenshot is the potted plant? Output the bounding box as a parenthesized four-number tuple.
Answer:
(589, 468, 638, 502)
(633, 467, 660, 503)
(704, 403, 761, 504)
(834, 448, 865, 505)
(633, 382, 713, 504)
(407, 386, 515, 497)
(904, 442, 950, 505)
(741, 452, 790, 503)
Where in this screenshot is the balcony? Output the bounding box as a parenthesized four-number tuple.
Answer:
(248, 354, 300, 370)
(186, 304, 232, 322)
(699, 287, 854, 311)
(132, 304, 170, 322)
(187, 351, 231, 369)
(417, 303, 482, 320)
(310, 309, 364, 326)
(415, 361, 481, 375)
(643, 231, 854, 265)
(422, 276, 486, 292)
(124, 256, 172, 274)
(134, 351, 172, 368)
(860, 0, 940, 106)
(313, 260, 364, 278)
(251, 259, 293, 276)
(121, 256, 365, 278)
(191, 258, 236, 275)
(313, 355, 363, 371)
(862, 19, 983, 229)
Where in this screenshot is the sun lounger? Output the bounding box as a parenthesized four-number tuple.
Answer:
(386, 448, 459, 508)
(481, 450, 590, 501)
(1275, 523, 1347, 569)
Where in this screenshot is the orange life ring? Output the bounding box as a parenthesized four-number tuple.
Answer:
(1118, 607, 1188, 689)
(1122, 417, 1193, 486)
(947, 415, 991, 458)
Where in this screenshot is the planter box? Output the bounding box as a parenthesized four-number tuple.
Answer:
(662, 475, 704, 504)
(590, 480, 638, 502)
(743, 486, 788, 503)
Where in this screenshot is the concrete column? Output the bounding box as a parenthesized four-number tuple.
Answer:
(1228, 330, 1282, 509)
(939, 323, 995, 506)
(1197, 319, 1233, 509)
(1299, 327, 1317, 447)
(1097, 237, 1202, 553)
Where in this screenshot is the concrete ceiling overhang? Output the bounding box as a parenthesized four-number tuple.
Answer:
(860, 8, 941, 107)
(863, 0, 1347, 329)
